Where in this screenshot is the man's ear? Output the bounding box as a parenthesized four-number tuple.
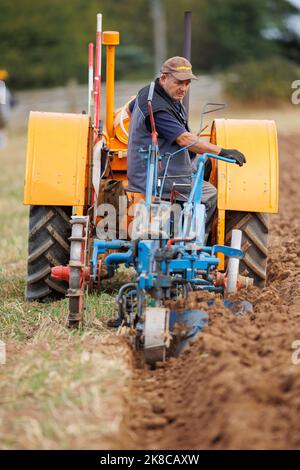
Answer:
(160, 73, 167, 85)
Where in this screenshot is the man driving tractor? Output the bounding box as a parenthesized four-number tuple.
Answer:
(126, 57, 246, 229)
(107, 56, 247, 327)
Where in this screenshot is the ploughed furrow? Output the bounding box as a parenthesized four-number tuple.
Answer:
(121, 135, 300, 450)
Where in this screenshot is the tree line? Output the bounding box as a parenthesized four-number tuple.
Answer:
(0, 0, 299, 89)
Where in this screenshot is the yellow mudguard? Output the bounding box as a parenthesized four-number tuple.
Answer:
(24, 111, 89, 206)
(212, 119, 279, 213)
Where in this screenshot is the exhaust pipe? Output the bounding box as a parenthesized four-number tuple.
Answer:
(182, 10, 192, 117)
(103, 31, 120, 140)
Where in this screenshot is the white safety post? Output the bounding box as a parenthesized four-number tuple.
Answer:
(226, 229, 242, 294)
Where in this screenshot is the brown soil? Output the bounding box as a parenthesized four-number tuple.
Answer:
(122, 134, 300, 450)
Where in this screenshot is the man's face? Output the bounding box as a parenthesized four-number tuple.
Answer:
(159, 73, 191, 101)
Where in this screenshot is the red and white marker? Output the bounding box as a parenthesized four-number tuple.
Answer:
(88, 42, 94, 116)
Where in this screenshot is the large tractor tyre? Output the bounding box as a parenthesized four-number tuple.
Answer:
(26, 205, 72, 301)
(225, 211, 269, 288)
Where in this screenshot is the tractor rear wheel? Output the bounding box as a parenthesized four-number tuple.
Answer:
(26, 205, 72, 301)
(225, 211, 269, 288)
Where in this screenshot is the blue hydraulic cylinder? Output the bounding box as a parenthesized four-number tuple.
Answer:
(92, 239, 131, 277)
(105, 249, 133, 268)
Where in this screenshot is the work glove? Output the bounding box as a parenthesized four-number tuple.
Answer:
(219, 148, 247, 167)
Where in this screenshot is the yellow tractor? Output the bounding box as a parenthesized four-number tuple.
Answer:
(23, 15, 278, 363)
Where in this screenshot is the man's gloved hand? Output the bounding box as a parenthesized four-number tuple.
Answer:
(219, 148, 247, 167)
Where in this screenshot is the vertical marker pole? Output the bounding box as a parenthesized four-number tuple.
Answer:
(96, 14, 102, 77)
(93, 76, 99, 131)
(94, 13, 102, 128)
(93, 14, 102, 211)
(88, 42, 94, 115)
(182, 11, 192, 118)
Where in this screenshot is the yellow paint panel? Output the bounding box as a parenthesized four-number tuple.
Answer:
(24, 112, 89, 206)
(213, 119, 279, 213)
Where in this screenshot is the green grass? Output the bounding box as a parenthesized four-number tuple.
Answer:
(0, 275, 120, 342)
(0, 132, 133, 449)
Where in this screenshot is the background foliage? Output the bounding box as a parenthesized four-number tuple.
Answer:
(0, 0, 299, 91)
(224, 56, 300, 102)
